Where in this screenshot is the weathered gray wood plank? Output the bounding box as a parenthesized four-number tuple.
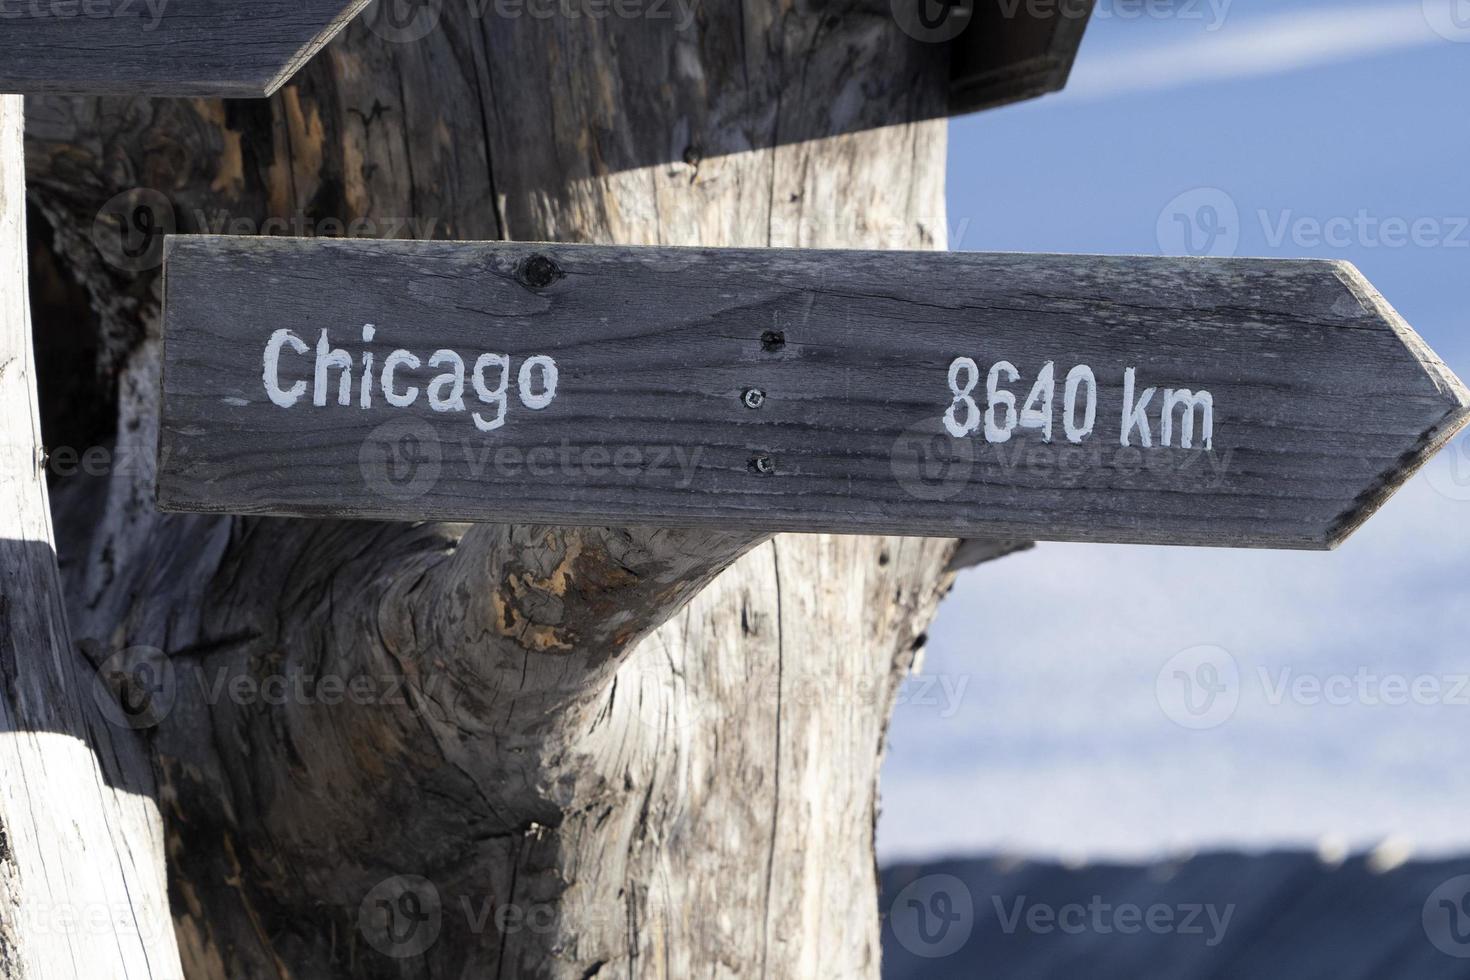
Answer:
(0, 0, 370, 97)
(0, 94, 181, 980)
(157, 237, 1470, 549)
(950, 0, 1095, 114)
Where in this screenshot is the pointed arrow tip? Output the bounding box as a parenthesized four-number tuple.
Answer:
(1323, 261, 1470, 549)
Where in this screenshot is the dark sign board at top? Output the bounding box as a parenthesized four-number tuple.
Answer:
(0, 0, 371, 97)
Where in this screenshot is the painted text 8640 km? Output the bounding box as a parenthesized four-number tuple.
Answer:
(942, 357, 1216, 451)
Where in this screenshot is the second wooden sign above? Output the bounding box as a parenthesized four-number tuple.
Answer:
(0, 0, 369, 96)
(158, 238, 1470, 549)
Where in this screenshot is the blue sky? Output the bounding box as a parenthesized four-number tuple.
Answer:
(878, 0, 1470, 864)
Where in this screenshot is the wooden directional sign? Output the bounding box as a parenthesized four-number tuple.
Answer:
(0, 0, 370, 97)
(157, 237, 1470, 549)
(950, 0, 1093, 115)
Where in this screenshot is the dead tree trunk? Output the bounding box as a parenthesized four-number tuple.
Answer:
(23, 5, 976, 976)
(0, 95, 179, 980)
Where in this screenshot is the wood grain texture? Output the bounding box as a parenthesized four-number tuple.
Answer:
(0, 95, 181, 980)
(26, 6, 971, 977)
(950, 0, 1094, 114)
(0, 0, 370, 96)
(159, 239, 1470, 549)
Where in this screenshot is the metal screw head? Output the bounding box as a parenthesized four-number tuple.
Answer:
(750, 455, 776, 475)
(742, 388, 766, 410)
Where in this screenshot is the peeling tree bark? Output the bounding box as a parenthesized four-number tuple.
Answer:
(0, 95, 180, 980)
(23, 4, 985, 976)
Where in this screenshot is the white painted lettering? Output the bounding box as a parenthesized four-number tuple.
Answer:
(262, 328, 309, 407)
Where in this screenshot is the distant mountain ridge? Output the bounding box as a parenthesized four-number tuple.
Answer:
(880, 852, 1470, 979)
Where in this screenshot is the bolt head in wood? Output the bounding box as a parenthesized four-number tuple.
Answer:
(742, 388, 766, 409)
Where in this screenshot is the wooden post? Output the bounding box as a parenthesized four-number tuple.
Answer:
(19, 7, 969, 975)
(10, 0, 1118, 973)
(0, 96, 181, 980)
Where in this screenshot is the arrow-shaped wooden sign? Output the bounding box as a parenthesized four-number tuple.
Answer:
(0, 0, 371, 97)
(156, 237, 1470, 549)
